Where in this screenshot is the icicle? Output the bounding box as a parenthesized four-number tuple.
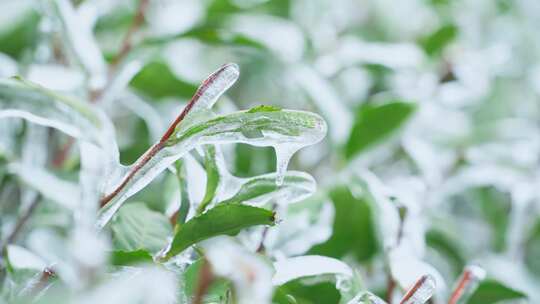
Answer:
(399, 274, 436, 304)
(448, 265, 486, 304)
(274, 143, 302, 186)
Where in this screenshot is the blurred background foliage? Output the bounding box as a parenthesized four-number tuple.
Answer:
(0, 0, 539, 303)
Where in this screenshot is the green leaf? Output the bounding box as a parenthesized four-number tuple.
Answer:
(130, 61, 198, 100)
(425, 229, 466, 276)
(309, 185, 378, 263)
(273, 279, 341, 304)
(525, 218, 540, 277)
(345, 101, 416, 159)
(198, 145, 221, 214)
(110, 202, 172, 254)
(467, 279, 527, 304)
(420, 24, 458, 56)
(110, 249, 153, 266)
(163, 204, 275, 260)
(183, 259, 231, 303)
(247, 105, 282, 113)
(0, 8, 40, 59)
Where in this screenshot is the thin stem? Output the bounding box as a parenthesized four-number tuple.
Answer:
(53, 0, 149, 165)
(110, 0, 150, 68)
(256, 202, 276, 253)
(448, 266, 485, 304)
(99, 64, 232, 207)
(1, 194, 42, 250)
(448, 270, 472, 304)
(193, 259, 214, 304)
(399, 275, 428, 304)
(386, 275, 396, 304)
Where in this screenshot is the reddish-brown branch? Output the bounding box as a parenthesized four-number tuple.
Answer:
(448, 269, 473, 304)
(99, 64, 233, 208)
(110, 0, 150, 68)
(386, 275, 396, 304)
(400, 275, 428, 304)
(53, 0, 150, 166)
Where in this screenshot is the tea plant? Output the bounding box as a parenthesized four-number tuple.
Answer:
(0, 0, 539, 304)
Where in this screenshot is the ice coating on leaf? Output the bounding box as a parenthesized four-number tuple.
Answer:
(220, 171, 316, 207)
(202, 236, 273, 304)
(97, 109, 326, 228)
(264, 197, 333, 257)
(272, 255, 352, 286)
(175, 63, 240, 133)
(347, 291, 388, 304)
(292, 64, 353, 144)
(191, 63, 239, 113)
(77, 266, 177, 303)
(388, 242, 445, 299)
(6, 245, 47, 271)
(0, 77, 109, 144)
(399, 274, 436, 304)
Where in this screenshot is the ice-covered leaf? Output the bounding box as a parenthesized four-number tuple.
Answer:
(202, 236, 273, 304)
(98, 107, 326, 228)
(49, 0, 107, 89)
(161, 204, 275, 260)
(346, 101, 416, 159)
(197, 145, 222, 213)
(272, 255, 352, 286)
(220, 171, 316, 207)
(292, 64, 353, 143)
(110, 202, 172, 254)
(6, 245, 47, 271)
(8, 162, 79, 210)
(0, 77, 106, 143)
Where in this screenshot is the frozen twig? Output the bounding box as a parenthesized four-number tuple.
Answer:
(99, 63, 238, 207)
(399, 274, 436, 304)
(448, 265, 486, 304)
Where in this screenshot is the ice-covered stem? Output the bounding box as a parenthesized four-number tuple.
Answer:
(448, 265, 486, 304)
(399, 275, 436, 304)
(99, 64, 238, 207)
